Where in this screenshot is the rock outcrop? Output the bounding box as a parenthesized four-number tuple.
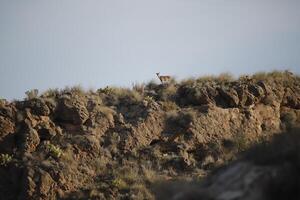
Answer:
(0, 72, 299, 200)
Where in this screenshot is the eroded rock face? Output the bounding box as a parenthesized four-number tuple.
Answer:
(0, 116, 15, 153)
(177, 80, 270, 108)
(19, 168, 56, 200)
(55, 97, 89, 125)
(16, 120, 40, 153)
(36, 117, 60, 141)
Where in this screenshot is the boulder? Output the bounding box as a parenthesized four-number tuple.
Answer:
(55, 97, 89, 125)
(38, 170, 56, 197)
(219, 88, 239, 107)
(0, 116, 15, 153)
(17, 120, 40, 153)
(36, 117, 59, 141)
(0, 102, 16, 120)
(282, 88, 300, 109)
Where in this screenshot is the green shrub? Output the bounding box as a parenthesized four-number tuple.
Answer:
(0, 154, 13, 166)
(47, 144, 63, 158)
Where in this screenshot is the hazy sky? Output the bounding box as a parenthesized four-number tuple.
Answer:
(1, 0, 300, 100)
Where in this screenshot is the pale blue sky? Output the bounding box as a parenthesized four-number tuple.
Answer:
(1, 0, 300, 100)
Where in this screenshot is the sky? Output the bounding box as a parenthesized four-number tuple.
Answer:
(0, 0, 300, 100)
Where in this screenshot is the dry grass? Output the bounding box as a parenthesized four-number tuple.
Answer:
(162, 101, 179, 111)
(61, 85, 86, 96)
(251, 70, 299, 87)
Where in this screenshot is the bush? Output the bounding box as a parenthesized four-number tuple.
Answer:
(162, 101, 179, 111)
(166, 110, 196, 129)
(252, 70, 298, 87)
(144, 96, 155, 103)
(61, 85, 86, 96)
(232, 133, 249, 152)
(281, 111, 297, 130)
(97, 86, 115, 95)
(0, 154, 13, 166)
(98, 87, 143, 106)
(41, 88, 60, 98)
(132, 82, 145, 95)
(25, 89, 39, 100)
(156, 84, 178, 101)
(47, 144, 63, 158)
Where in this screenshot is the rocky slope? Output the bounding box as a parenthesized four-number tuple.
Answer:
(0, 71, 299, 200)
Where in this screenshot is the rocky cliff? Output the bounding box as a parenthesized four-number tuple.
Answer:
(0, 71, 299, 200)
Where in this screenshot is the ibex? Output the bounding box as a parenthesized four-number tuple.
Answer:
(156, 72, 171, 84)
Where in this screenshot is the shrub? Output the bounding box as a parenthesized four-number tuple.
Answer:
(195, 73, 233, 86)
(112, 178, 128, 190)
(146, 79, 159, 91)
(232, 133, 249, 152)
(97, 106, 115, 122)
(102, 87, 143, 106)
(132, 82, 145, 95)
(25, 89, 39, 100)
(166, 110, 196, 129)
(97, 86, 115, 95)
(0, 154, 13, 166)
(61, 85, 86, 96)
(144, 96, 155, 103)
(281, 111, 297, 130)
(162, 101, 178, 111)
(156, 84, 178, 101)
(252, 70, 298, 87)
(41, 88, 60, 98)
(47, 144, 63, 158)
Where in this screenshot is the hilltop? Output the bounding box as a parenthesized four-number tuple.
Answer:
(0, 71, 300, 200)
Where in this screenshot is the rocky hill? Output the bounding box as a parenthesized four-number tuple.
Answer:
(0, 71, 300, 200)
